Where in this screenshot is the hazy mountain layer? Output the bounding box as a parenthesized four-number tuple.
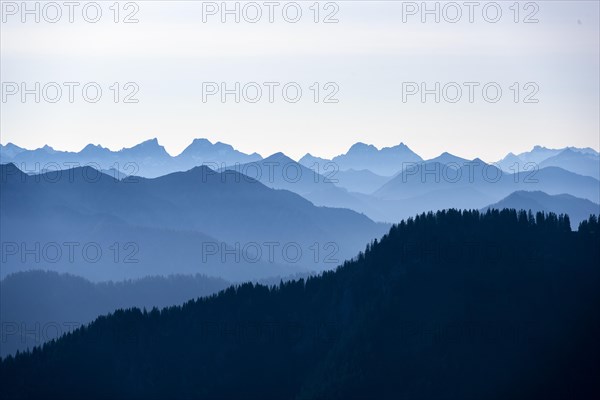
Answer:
(2, 210, 598, 399)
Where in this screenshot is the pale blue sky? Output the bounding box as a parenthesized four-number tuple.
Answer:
(1, 1, 598, 161)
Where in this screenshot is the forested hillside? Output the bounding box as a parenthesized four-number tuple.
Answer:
(1, 210, 599, 400)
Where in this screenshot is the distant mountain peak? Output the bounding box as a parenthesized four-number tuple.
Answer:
(180, 138, 214, 154)
(192, 138, 211, 144)
(179, 138, 247, 158)
(386, 142, 409, 151)
(121, 138, 169, 156)
(471, 157, 488, 165)
(347, 142, 377, 153)
(264, 152, 294, 163)
(81, 143, 108, 153)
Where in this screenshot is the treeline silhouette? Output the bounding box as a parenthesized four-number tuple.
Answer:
(1, 209, 599, 399)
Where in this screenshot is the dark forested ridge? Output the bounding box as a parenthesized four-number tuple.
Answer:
(1, 210, 599, 400)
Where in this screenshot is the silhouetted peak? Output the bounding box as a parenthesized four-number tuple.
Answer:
(347, 142, 377, 154)
(138, 138, 160, 147)
(122, 138, 169, 156)
(298, 153, 330, 165)
(264, 152, 295, 164)
(427, 152, 469, 164)
(80, 144, 108, 153)
(41, 144, 57, 153)
(470, 157, 489, 166)
(0, 143, 26, 159)
(385, 142, 410, 151)
(188, 138, 213, 148)
(566, 146, 599, 156)
(179, 139, 240, 157)
(185, 164, 216, 176)
(532, 145, 548, 151)
(2, 143, 24, 150)
(179, 139, 213, 155)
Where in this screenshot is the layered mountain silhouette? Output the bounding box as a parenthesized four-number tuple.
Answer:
(229, 153, 388, 221)
(332, 168, 389, 194)
(300, 142, 422, 177)
(371, 160, 600, 222)
(495, 145, 599, 179)
(482, 191, 600, 229)
(425, 151, 470, 167)
(331, 142, 423, 176)
(2, 210, 598, 399)
(0, 270, 231, 357)
(3, 138, 599, 398)
(0, 139, 261, 178)
(3, 140, 599, 225)
(230, 151, 600, 224)
(298, 153, 390, 194)
(1, 163, 387, 281)
(175, 138, 262, 171)
(539, 148, 600, 180)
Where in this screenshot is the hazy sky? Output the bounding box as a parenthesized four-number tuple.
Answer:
(1, 1, 599, 161)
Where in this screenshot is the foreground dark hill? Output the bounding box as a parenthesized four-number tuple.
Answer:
(0, 163, 387, 280)
(0, 271, 231, 357)
(2, 210, 599, 399)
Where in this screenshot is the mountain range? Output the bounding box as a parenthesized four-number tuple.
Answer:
(0, 162, 387, 282)
(482, 191, 600, 229)
(495, 145, 599, 179)
(3, 139, 598, 182)
(0, 139, 262, 179)
(3, 139, 599, 225)
(0, 271, 231, 357)
(2, 210, 598, 399)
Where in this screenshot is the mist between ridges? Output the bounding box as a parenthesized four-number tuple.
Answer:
(1, 160, 543, 185)
(0, 241, 340, 265)
(1, 241, 140, 264)
(0, 238, 552, 267)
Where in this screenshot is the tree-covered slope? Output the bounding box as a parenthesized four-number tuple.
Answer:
(1, 210, 599, 400)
